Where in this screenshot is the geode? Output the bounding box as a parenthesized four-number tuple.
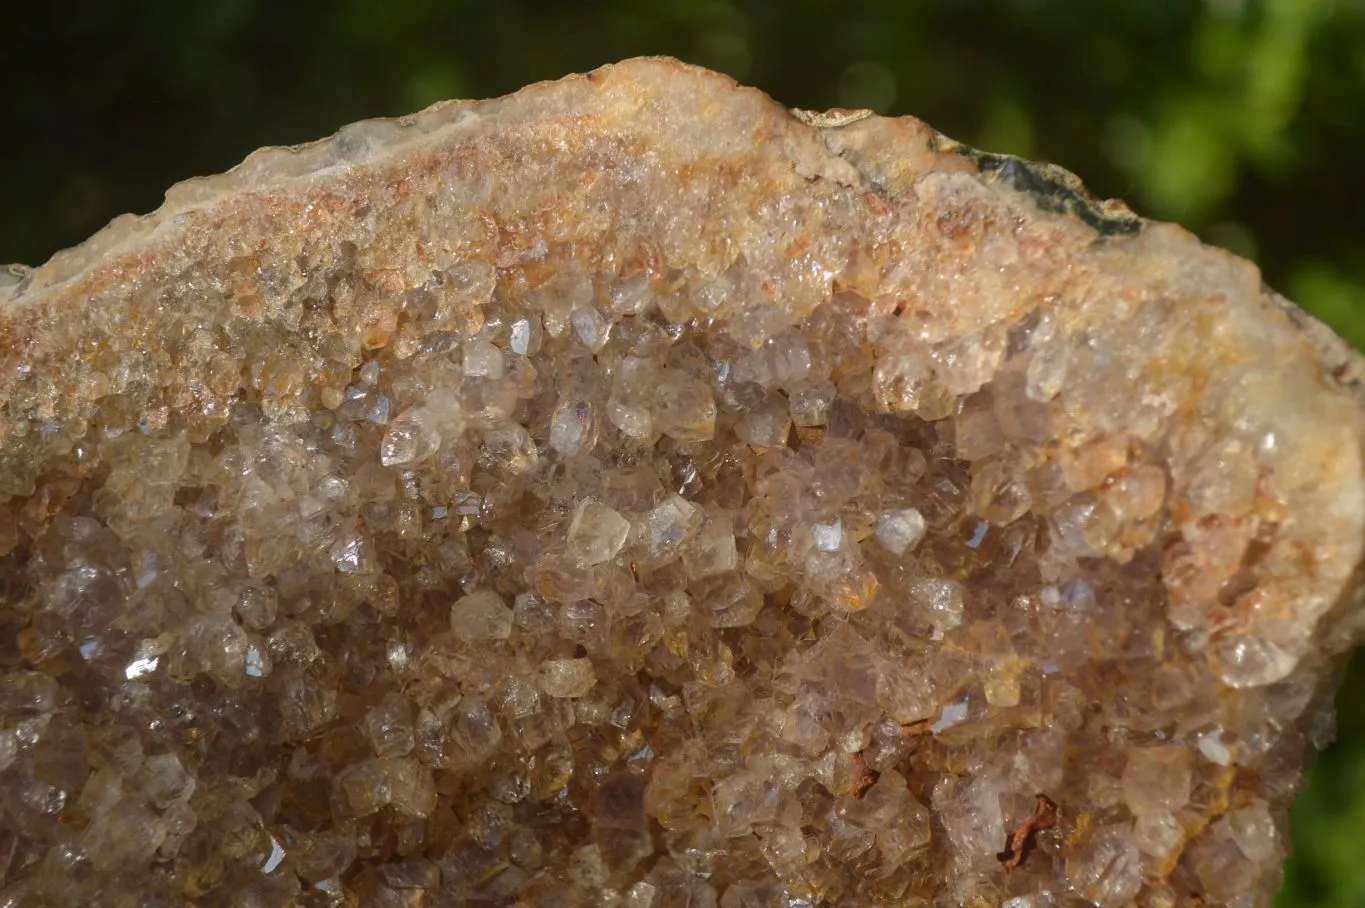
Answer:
(0, 58, 1361, 907)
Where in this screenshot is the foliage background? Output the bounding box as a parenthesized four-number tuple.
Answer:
(3, 0, 1363, 902)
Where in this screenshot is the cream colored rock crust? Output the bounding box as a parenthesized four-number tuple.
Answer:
(0, 58, 1361, 906)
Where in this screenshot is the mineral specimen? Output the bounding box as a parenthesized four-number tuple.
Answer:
(0, 57, 1361, 906)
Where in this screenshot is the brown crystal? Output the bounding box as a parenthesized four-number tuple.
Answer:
(0, 57, 1362, 906)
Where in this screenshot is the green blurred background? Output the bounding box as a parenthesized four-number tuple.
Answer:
(4, 0, 1364, 902)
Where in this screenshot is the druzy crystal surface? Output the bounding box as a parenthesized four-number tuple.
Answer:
(1, 58, 1363, 906)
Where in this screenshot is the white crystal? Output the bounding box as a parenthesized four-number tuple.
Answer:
(1197, 729, 1234, 766)
(124, 638, 163, 680)
(811, 520, 842, 552)
(931, 698, 969, 733)
(1069, 824, 1142, 907)
(568, 501, 631, 566)
(876, 508, 926, 555)
(1122, 746, 1191, 815)
(1228, 799, 1279, 862)
(0, 730, 16, 773)
(934, 774, 1005, 869)
(682, 510, 738, 578)
(462, 340, 505, 379)
(363, 395, 391, 425)
(625, 881, 658, 908)
(655, 375, 716, 442)
(1214, 634, 1298, 688)
(244, 643, 268, 678)
(789, 380, 836, 427)
(643, 495, 699, 557)
(539, 658, 597, 698)
(329, 534, 370, 574)
(1025, 314, 1070, 402)
(141, 753, 195, 808)
(909, 577, 964, 635)
(387, 641, 411, 671)
(571, 305, 612, 351)
(549, 400, 597, 457)
(481, 423, 539, 476)
(510, 317, 534, 355)
(380, 408, 442, 466)
(262, 836, 286, 874)
(450, 591, 514, 641)
(606, 398, 654, 438)
(1133, 811, 1185, 861)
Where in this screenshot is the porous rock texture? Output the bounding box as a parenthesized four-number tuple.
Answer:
(0, 57, 1362, 907)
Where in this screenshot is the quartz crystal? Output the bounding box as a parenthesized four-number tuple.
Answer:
(0, 58, 1362, 906)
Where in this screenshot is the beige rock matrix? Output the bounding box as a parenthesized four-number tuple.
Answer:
(0, 58, 1361, 906)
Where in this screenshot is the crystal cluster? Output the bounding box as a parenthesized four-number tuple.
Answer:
(0, 58, 1362, 907)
